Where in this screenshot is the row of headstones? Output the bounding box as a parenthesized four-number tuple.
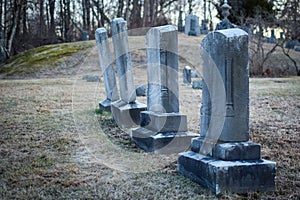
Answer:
(251, 29, 300, 51)
(95, 18, 276, 195)
(183, 16, 300, 52)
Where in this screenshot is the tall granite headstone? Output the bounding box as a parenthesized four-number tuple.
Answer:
(131, 25, 198, 154)
(178, 28, 276, 194)
(110, 18, 146, 128)
(95, 28, 119, 112)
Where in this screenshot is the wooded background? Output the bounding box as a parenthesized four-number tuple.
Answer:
(0, 0, 299, 67)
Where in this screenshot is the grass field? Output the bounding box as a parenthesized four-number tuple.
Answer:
(0, 34, 299, 199)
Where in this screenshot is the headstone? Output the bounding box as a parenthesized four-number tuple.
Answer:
(178, 28, 276, 194)
(110, 18, 146, 128)
(191, 70, 199, 78)
(136, 84, 147, 96)
(82, 31, 88, 41)
(285, 39, 300, 49)
(280, 32, 284, 40)
(192, 80, 202, 89)
(183, 66, 192, 84)
(82, 74, 101, 82)
(185, 14, 200, 36)
(200, 19, 209, 34)
(267, 29, 276, 43)
(132, 25, 198, 154)
(95, 28, 119, 112)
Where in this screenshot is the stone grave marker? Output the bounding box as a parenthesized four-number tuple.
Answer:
(131, 25, 198, 154)
(267, 29, 276, 43)
(280, 32, 284, 40)
(178, 28, 276, 194)
(200, 19, 209, 34)
(95, 28, 119, 112)
(185, 14, 200, 36)
(110, 18, 146, 128)
(183, 66, 192, 84)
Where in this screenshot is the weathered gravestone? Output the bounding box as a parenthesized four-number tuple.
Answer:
(280, 32, 284, 40)
(95, 28, 119, 112)
(183, 66, 192, 84)
(200, 20, 209, 34)
(110, 18, 146, 128)
(267, 29, 276, 43)
(185, 14, 200, 36)
(215, 0, 234, 30)
(178, 28, 276, 194)
(132, 25, 198, 154)
(82, 31, 88, 41)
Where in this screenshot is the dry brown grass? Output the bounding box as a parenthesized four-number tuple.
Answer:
(0, 34, 299, 199)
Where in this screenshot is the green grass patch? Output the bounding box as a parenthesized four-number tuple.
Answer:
(0, 41, 94, 76)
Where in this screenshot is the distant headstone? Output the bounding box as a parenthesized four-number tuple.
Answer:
(280, 32, 284, 40)
(285, 39, 300, 49)
(183, 66, 192, 84)
(192, 80, 202, 89)
(267, 29, 276, 43)
(82, 31, 88, 41)
(95, 28, 119, 112)
(110, 18, 146, 128)
(136, 84, 147, 96)
(82, 74, 101, 82)
(132, 25, 198, 154)
(178, 28, 276, 194)
(185, 14, 200, 36)
(191, 70, 199, 78)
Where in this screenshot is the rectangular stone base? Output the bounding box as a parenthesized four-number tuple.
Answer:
(131, 127, 199, 154)
(111, 100, 146, 128)
(178, 151, 276, 194)
(140, 111, 187, 132)
(191, 138, 261, 160)
(99, 99, 112, 112)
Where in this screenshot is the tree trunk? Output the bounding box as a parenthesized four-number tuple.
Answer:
(117, 0, 124, 17)
(7, 0, 22, 56)
(130, 0, 142, 29)
(39, 0, 45, 43)
(22, 0, 27, 35)
(86, 0, 91, 35)
(49, 0, 56, 38)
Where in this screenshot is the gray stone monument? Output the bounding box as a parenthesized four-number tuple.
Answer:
(110, 18, 146, 128)
(267, 29, 276, 43)
(185, 14, 200, 36)
(280, 32, 284, 40)
(215, 0, 234, 30)
(200, 19, 209, 34)
(131, 25, 198, 154)
(183, 66, 192, 84)
(95, 28, 119, 112)
(178, 28, 276, 194)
